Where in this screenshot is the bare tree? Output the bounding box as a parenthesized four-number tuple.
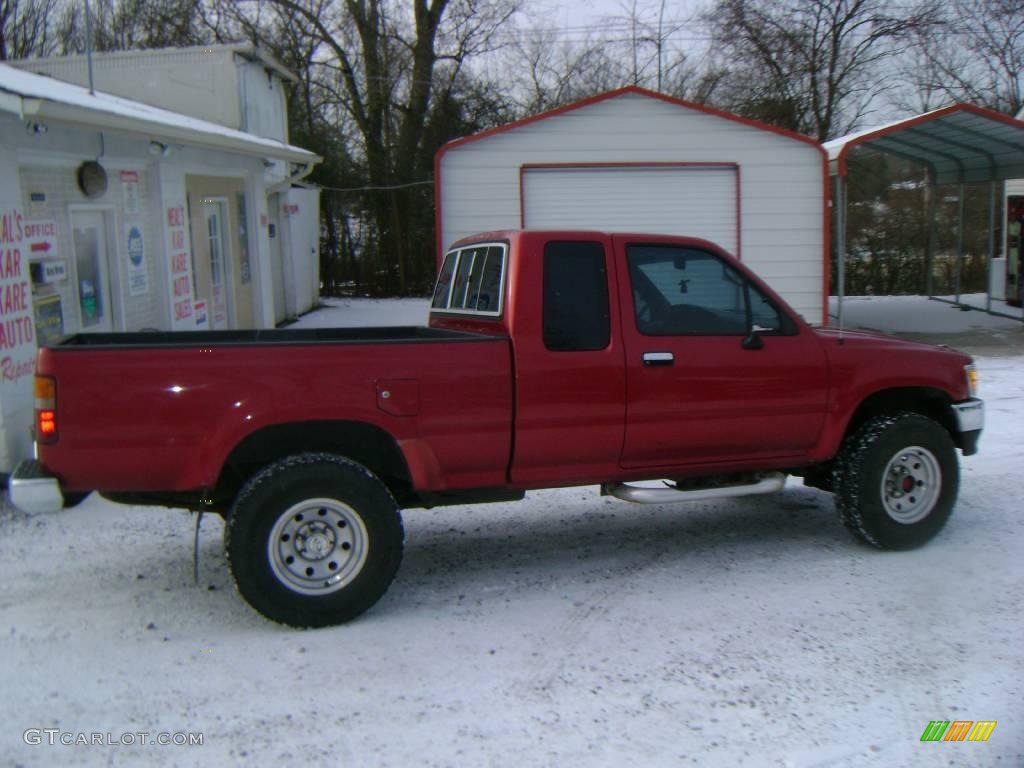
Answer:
(899, 0, 1023, 115)
(704, 0, 940, 140)
(1, 0, 60, 59)
(618, 0, 686, 90)
(500, 25, 621, 113)
(231, 0, 518, 293)
(55, 0, 210, 54)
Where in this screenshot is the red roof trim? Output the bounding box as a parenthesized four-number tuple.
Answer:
(440, 86, 825, 156)
(832, 102, 1024, 177)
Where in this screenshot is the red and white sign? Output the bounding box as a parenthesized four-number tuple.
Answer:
(0, 208, 36, 380)
(23, 219, 58, 259)
(164, 204, 195, 330)
(120, 171, 140, 215)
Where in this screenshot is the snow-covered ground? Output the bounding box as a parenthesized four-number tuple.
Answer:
(1, 297, 1021, 767)
(829, 294, 1023, 334)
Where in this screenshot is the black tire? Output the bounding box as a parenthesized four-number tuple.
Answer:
(225, 453, 404, 627)
(833, 412, 959, 550)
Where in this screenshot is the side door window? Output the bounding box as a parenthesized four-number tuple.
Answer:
(627, 244, 788, 336)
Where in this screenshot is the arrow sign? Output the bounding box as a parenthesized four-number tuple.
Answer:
(24, 219, 58, 259)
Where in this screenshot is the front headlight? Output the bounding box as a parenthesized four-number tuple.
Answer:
(965, 364, 979, 398)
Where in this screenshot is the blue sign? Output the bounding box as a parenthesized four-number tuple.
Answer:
(126, 224, 149, 296)
(127, 226, 144, 266)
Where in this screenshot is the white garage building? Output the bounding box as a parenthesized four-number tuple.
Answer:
(435, 87, 829, 324)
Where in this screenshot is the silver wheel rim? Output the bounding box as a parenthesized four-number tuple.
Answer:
(880, 446, 941, 524)
(267, 498, 369, 595)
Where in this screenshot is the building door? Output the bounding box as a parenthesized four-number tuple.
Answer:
(71, 211, 114, 332)
(204, 200, 233, 329)
(269, 194, 288, 324)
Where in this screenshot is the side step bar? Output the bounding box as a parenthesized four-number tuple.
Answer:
(602, 472, 786, 505)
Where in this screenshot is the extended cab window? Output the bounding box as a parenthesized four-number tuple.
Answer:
(627, 245, 791, 336)
(543, 241, 610, 351)
(431, 243, 507, 315)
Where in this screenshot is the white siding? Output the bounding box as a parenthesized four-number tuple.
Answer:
(283, 187, 321, 315)
(17, 50, 243, 130)
(439, 91, 826, 322)
(240, 61, 288, 142)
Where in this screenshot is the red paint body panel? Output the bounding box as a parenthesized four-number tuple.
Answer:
(35, 230, 973, 504)
(810, 329, 972, 459)
(38, 338, 513, 494)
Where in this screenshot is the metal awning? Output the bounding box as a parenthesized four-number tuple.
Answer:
(825, 104, 1024, 185)
(826, 104, 1024, 325)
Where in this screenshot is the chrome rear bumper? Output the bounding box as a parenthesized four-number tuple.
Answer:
(8, 459, 64, 515)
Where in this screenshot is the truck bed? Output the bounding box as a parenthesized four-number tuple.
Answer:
(36, 327, 514, 495)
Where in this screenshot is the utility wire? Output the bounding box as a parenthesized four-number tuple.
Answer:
(320, 179, 434, 192)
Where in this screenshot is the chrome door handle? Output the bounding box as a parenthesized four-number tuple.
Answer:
(643, 352, 674, 367)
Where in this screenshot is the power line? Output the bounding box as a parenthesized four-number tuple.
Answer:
(320, 179, 434, 192)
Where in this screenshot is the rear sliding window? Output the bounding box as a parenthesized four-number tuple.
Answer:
(431, 243, 507, 316)
(543, 241, 610, 351)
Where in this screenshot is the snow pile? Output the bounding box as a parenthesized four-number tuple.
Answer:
(829, 295, 1022, 334)
(289, 297, 430, 329)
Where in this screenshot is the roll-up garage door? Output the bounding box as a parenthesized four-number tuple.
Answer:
(521, 165, 739, 256)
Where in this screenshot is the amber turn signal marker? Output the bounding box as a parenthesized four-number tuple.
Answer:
(34, 376, 56, 409)
(35, 376, 57, 442)
(966, 366, 979, 397)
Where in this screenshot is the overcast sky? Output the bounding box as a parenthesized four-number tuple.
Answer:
(527, 0, 709, 43)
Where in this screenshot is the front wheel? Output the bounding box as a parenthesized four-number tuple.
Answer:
(225, 453, 404, 627)
(833, 413, 959, 550)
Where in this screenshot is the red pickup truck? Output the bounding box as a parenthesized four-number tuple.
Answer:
(10, 230, 984, 627)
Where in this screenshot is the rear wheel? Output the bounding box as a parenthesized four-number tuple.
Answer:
(225, 453, 404, 627)
(833, 413, 958, 550)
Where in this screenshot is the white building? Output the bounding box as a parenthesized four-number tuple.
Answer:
(0, 56, 321, 472)
(12, 44, 323, 326)
(435, 86, 829, 324)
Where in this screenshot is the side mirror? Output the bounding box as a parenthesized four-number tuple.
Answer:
(741, 331, 764, 350)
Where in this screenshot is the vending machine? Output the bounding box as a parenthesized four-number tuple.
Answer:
(1008, 196, 1024, 308)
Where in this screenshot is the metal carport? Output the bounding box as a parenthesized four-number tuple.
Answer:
(825, 104, 1024, 324)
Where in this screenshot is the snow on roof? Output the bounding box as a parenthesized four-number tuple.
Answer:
(0, 62, 318, 164)
(822, 104, 957, 159)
